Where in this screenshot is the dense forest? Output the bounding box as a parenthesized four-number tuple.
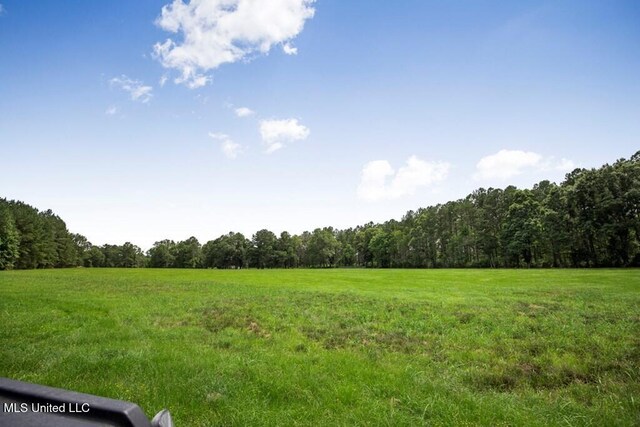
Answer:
(1, 152, 639, 270)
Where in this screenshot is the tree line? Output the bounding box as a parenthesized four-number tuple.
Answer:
(1, 152, 638, 270)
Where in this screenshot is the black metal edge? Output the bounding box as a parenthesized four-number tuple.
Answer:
(0, 377, 152, 427)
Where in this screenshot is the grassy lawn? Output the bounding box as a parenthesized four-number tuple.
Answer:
(1, 268, 638, 426)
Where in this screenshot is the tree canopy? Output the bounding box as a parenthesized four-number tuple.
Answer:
(1, 152, 638, 270)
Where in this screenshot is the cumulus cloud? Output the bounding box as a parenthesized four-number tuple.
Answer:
(358, 156, 450, 202)
(259, 118, 309, 153)
(153, 0, 316, 88)
(234, 107, 255, 117)
(475, 150, 541, 180)
(209, 132, 243, 159)
(105, 106, 118, 116)
(110, 75, 153, 103)
(474, 149, 576, 180)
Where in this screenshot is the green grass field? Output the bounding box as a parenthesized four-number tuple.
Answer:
(1, 269, 638, 426)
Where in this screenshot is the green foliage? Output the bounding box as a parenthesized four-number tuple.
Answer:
(275, 231, 298, 268)
(0, 203, 19, 270)
(369, 228, 392, 267)
(202, 233, 249, 269)
(0, 199, 93, 269)
(120, 242, 146, 268)
(173, 237, 201, 268)
(250, 229, 278, 268)
(83, 246, 105, 267)
(306, 228, 339, 267)
(148, 240, 176, 268)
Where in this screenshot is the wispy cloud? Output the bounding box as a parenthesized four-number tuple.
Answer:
(282, 42, 298, 55)
(110, 75, 153, 103)
(234, 107, 255, 118)
(553, 158, 576, 172)
(259, 118, 310, 153)
(0, 4, 5, 15)
(358, 156, 450, 202)
(474, 149, 575, 181)
(209, 132, 243, 159)
(153, 0, 316, 88)
(105, 106, 118, 116)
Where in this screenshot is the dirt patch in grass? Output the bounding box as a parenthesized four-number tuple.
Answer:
(454, 311, 475, 324)
(200, 302, 271, 339)
(301, 324, 426, 353)
(514, 301, 563, 318)
(196, 293, 435, 354)
(469, 362, 601, 392)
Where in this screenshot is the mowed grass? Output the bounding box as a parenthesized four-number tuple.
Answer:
(1, 269, 639, 426)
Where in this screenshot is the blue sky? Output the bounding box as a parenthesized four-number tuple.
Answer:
(1, 0, 639, 249)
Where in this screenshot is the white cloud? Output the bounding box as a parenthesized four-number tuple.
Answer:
(208, 132, 228, 140)
(184, 74, 210, 89)
(221, 139, 243, 158)
(0, 4, 5, 15)
(282, 42, 298, 55)
(209, 132, 243, 159)
(358, 161, 395, 202)
(264, 142, 283, 153)
(474, 149, 576, 181)
(153, 0, 315, 88)
(475, 150, 541, 180)
(234, 107, 255, 117)
(159, 75, 169, 87)
(105, 106, 118, 116)
(554, 158, 576, 172)
(259, 118, 310, 153)
(358, 156, 450, 202)
(109, 75, 153, 103)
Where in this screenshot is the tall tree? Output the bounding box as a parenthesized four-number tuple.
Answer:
(148, 240, 176, 268)
(0, 203, 19, 270)
(250, 229, 277, 268)
(501, 190, 543, 267)
(173, 237, 201, 268)
(307, 227, 339, 267)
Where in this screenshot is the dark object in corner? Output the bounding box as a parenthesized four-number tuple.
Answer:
(0, 377, 173, 427)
